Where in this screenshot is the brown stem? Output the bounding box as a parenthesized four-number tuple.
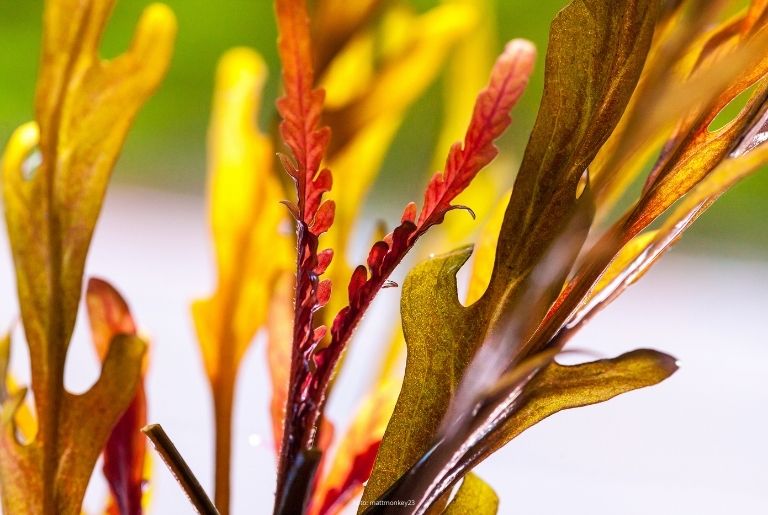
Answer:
(212, 372, 235, 515)
(142, 424, 220, 515)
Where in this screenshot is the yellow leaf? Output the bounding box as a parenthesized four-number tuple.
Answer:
(312, 0, 384, 74)
(191, 47, 292, 512)
(443, 473, 498, 515)
(591, 2, 768, 222)
(465, 191, 510, 305)
(435, 0, 502, 244)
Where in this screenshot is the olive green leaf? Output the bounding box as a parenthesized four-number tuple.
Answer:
(362, 246, 474, 505)
(481, 349, 678, 458)
(489, 0, 660, 299)
(362, 0, 661, 508)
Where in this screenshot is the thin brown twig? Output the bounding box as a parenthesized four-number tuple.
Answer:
(142, 423, 220, 515)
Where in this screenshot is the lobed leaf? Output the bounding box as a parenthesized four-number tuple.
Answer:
(275, 0, 337, 502)
(363, 0, 660, 508)
(489, 0, 658, 299)
(0, 1, 174, 513)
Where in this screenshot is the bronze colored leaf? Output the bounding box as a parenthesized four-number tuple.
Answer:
(0, 2, 174, 513)
(482, 349, 678, 458)
(489, 0, 658, 301)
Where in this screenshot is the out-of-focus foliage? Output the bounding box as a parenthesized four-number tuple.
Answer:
(191, 46, 291, 513)
(87, 278, 150, 515)
(2, 0, 766, 248)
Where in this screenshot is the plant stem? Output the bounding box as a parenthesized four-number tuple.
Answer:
(142, 424, 220, 515)
(212, 372, 235, 515)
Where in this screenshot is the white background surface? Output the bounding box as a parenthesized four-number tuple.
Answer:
(0, 186, 766, 514)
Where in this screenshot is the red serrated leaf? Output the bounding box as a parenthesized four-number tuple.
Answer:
(275, 29, 537, 506)
(311, 200, 336, 235)
(315, 249, 334, 275)
(276, 0, 333, 227)
(294, 44, 537, 465)
(416, 39, 535, 230)
(366, 241, 389, 272)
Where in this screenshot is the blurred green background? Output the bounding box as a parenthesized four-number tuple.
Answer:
(1, 0, 765, 255)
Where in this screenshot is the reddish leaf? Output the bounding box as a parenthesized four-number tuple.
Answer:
(318, 40, 536, 421)
(274, 0, 337, 500)
(86, 278, 148, 515)
(416, 40, 535, 231)
(276, 0, 332, 228)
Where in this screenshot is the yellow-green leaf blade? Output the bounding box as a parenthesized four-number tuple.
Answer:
(485, 349, 678, 455)
(443, 473, 498, 515)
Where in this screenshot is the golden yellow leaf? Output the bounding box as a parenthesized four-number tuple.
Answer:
(465, 191, 510, 305)
(191, 47, 292, 512)
(443, 473, 498, 515)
